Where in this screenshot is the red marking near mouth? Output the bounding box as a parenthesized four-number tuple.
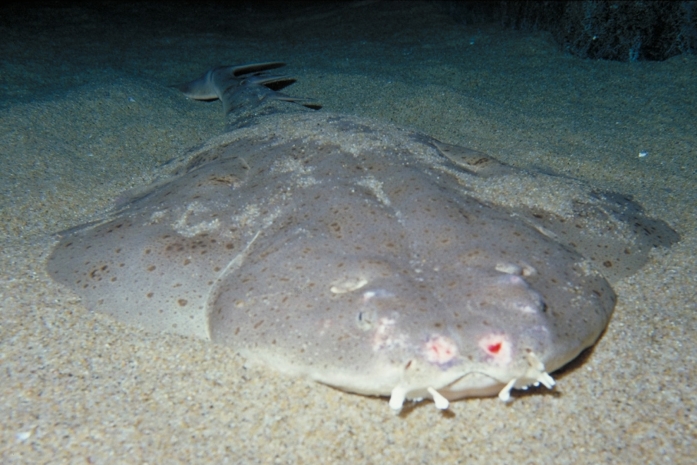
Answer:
(478, 333, 512, 365)
(487, 342, 502, 354)
(423, 335, 459, 365)
(429, 341, 453, 357)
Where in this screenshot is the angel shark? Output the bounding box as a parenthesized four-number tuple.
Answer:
(47, 62, 679, 413)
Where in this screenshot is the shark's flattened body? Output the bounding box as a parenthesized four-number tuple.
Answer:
(47, 64, 679, 412)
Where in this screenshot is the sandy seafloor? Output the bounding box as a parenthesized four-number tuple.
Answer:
(0, 1, 695, 463)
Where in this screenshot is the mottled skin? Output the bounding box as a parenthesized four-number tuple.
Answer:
(47, 64, 678, 412)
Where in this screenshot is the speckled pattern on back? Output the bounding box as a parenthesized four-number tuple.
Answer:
(46, 110, 678, 411)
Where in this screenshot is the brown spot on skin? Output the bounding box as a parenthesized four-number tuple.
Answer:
(147, 292, 154, 298)
(178, 299, 188, 306)
(254, 320, 264, 329)
(603, 260, 613, 268)
(166, 243, 185, 253)
(147, 265, 156, 272)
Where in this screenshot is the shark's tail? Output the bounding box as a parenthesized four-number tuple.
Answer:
(174, 62, 321, 115)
